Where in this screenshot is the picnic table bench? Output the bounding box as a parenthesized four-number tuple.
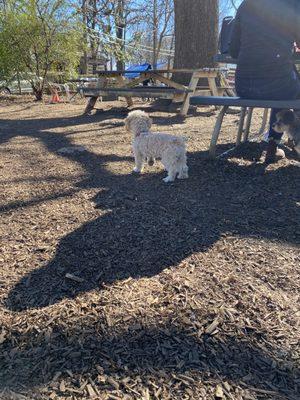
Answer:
(77, 68, 231, 116)
(187, 54, 300, 158)
(190, 96, 300, 158)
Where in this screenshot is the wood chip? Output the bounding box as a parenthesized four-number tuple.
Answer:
(0, 330, 6, 344)
(107, 376, 120, 390)
(65, 273, 84, 283)
(108, 395, 122, 400)
(86, 384, 97, 399)
(59, 380, 66, 392)
(205, 318, 220, 334)
(215, 385, 224, 398)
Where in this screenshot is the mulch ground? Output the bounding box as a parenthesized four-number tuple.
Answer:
(0, 95, 299, 400)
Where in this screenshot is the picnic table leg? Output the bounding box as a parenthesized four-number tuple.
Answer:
(209, 105, 228, 158)
(258, 108, 269, 135)
(125, 97, 134, 107)
(84, 96, 98, 115)
(116, 75, 133, 107)
(208, 76, 219, 97)
(236, 107, 247, 146)
(208, 76, 222, 111)
(180, 72, 199, 116)
(243, 107, 253, 142)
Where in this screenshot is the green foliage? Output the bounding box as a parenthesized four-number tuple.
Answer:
(0, 0, 84, 98)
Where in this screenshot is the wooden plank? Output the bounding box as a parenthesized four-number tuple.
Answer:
(218, 71, 235, 97)
(124, 74, 152, 88)
(194, 88, 227, 96)
(150, 73, 188, 91)
(196, 85, 232, 90)
(193, 71, 219, 78)
(194, 90, 214, 97)
(116, 75, 133, 107)
(82, 89, 185, 100)
(208, 77, 219, 97)
(82, 87, 188, 95)
(173, 93, 186, 102)
(180, 72, 200, 116)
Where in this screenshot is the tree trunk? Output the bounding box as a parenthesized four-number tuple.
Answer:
(16, 70, 21, 94)
(152, 0, 158, 68)
(33, 87, 43, 101)
(91, 0, 98, 75)
(173, 0, 219, 84)
(116, 0, 125, 70)
(81, 0, 88, 74)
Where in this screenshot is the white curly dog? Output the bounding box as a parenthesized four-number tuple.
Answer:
(125, 110, 188, 183)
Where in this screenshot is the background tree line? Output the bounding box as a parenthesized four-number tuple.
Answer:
(0, 0, 241, 99)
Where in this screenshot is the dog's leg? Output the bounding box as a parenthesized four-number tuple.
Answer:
(177, 153, 188, 179)
(163, 169, 177, 183)
(133, 151, 144, 173)
(178, 164, 189, 179)
(161, 155, 177, 182)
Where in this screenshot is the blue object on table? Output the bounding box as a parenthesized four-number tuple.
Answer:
(125, 63, 152, 79)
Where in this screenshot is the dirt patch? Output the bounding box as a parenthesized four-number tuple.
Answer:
(0, 96, 299, 399)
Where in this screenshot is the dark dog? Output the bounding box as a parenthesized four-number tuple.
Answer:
(273, 110, 300, 156)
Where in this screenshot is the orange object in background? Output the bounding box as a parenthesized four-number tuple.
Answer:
(50, 90, 61, 103)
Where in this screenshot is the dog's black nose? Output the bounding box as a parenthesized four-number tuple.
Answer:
(272, 123, 276, 128)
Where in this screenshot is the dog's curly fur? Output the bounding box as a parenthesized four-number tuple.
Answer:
(125, 110, 188, 182)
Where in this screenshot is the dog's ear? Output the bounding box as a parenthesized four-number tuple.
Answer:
(282, 110, 296, 125)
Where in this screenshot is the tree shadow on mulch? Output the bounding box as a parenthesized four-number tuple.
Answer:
(1, 113, 299, 398)
(1, 113, 299, 311)
(5, 145, 299, 310)
(1, 320, 299, 399)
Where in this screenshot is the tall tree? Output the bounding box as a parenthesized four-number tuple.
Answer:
(115, 0, 125, 70)
(173, 0, 219, 82)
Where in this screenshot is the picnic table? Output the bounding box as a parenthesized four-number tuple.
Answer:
(77, 68, 231, 116)
(214, 53, 300, 138)
(189, 53, 300, 158)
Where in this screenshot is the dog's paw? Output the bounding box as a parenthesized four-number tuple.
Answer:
(132, 167, 142, 174)
(178, 174, 189, 179)
(163, 176, 175, 183)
